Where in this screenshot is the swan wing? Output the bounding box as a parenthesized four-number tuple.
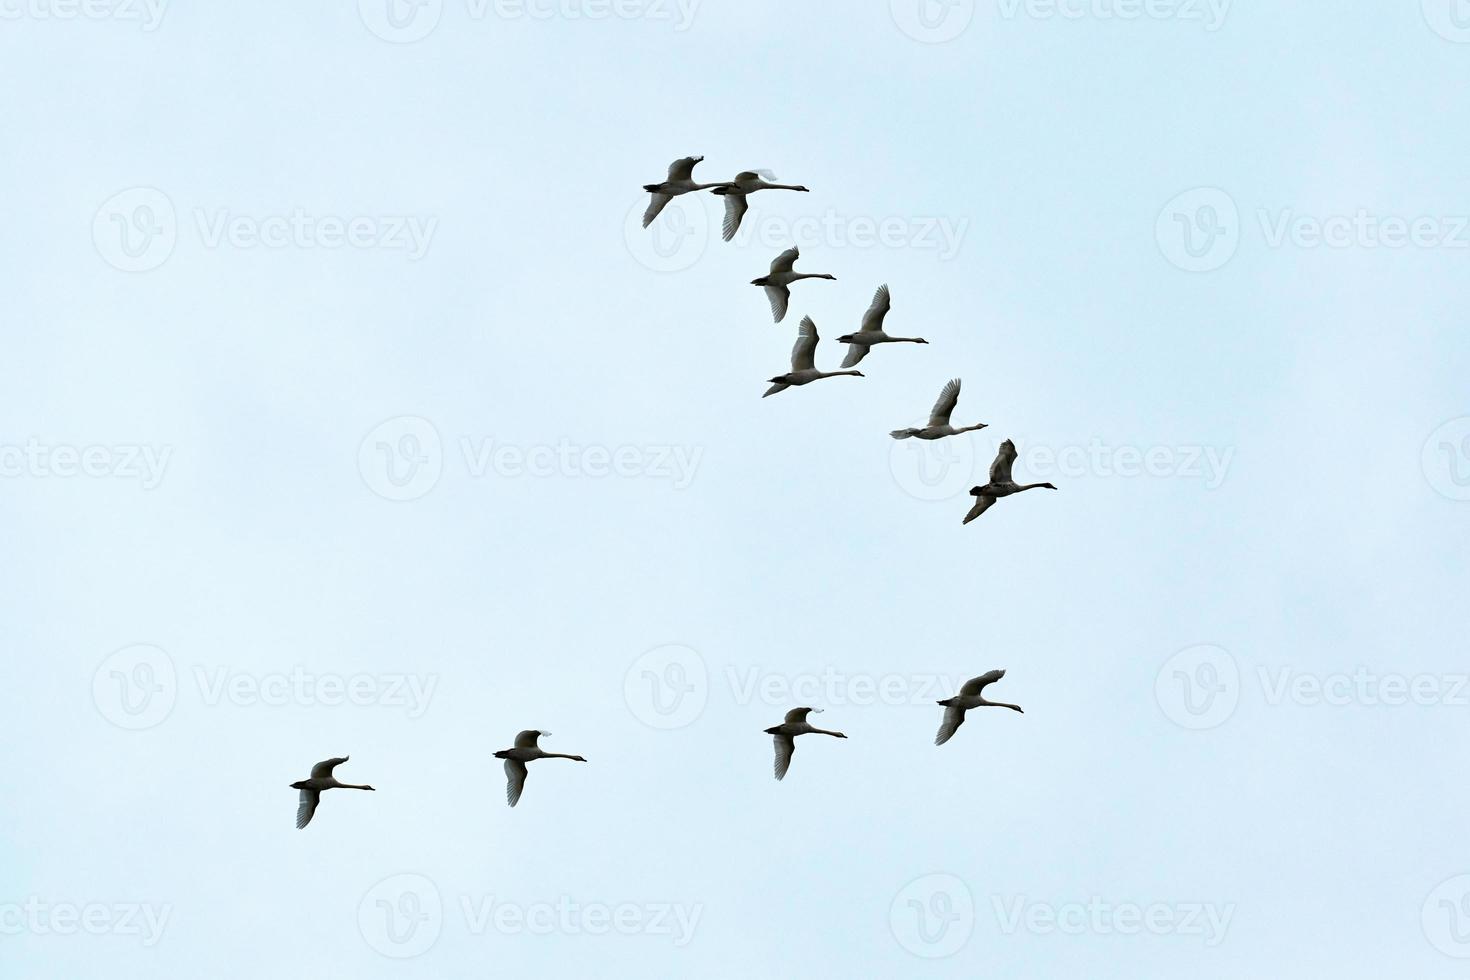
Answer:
(504, 759, 528, 807)
(642, 192, 672, 228)
(667, 155, 702, 181)
(791, 316, 819, 371)
(310, 756, 348, 778)
(959, 669, 1006, 696)
(296, 788, 320, 829)
(772, 734, 796, 781)
(859, 284, 890, 333)
(769, 246, 799, 274)
(765, 285, 790, 323)
(929, 378, 961, 427)
(513, 730, 543, 748)
(934, 705, 967, 746)
(963, 495, 995, 524)
(840, 343, 868, 369)
(721, 192, 748, 242)
(989, 441, 1017, 483)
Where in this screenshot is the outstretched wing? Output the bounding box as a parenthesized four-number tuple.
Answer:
(642, 192, 671, 228)
(769, 246, 799, 274)
(668, 155, 702, 181)
(733, 170, 761, 182)
(963, 495, 995, 524)
(929, 378, 961, 427)
(310, 756, 348, 778)
(840, 343, 868, 369)
(513, 730, 543, 748)
(989, 442, 1018, 483)
(791, 316, 819, 371)
(722, 192, 748, 242)
(784, 707, 815, 723)
(504, 759, 528, 807)
(959, 669, 1006, 696)
(296, 788, 320, 829)
(859, 284, 890, 334)
(765, 285, 790, 323)
(772, 734, 796, 781)
(934, 705, 967, 746)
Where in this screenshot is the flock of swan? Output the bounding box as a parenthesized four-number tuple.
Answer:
(291, 670, 1023, 825)
(644, 155, 1058, 523)
(287, 154, 1042, 826)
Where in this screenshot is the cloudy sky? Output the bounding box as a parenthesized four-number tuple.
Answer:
(3, 1, 1470, 977)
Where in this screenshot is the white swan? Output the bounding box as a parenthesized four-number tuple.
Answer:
(750, 246, 835, 323)
(712, 171, 810, 241)
(763, 707, 847, 780)
(290, 756, 375, 829)
(764, 316, 865, 397)
(935, 670, 1023, 745)
(837, 285, 928, 367)
(890, 378, 987, 440)
(964, 439, 1057, 523)
(642, 156, 728, 228)
(493, 730, 587, 807)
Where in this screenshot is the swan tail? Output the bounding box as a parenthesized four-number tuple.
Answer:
(890, 428, 919, 440)
(936, 698, 955, 707)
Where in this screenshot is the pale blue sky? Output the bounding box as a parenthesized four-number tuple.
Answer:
(3, 2, 1470, 977)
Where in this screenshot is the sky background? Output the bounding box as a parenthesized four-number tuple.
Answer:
(2, 1, 1470, 976)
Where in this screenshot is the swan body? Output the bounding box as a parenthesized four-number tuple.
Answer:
(964, 439, 1058, 523)
(934, 670, 1024, 745)
(290, 756, 375, 829)
(836, 285, 928, 367)
(750, 246, 835, 322)
(641, 155, 729, 227)
(764, 316, 864, 396)
(492, 729, 587, 807)
(763, 707, 847, 780)
(890, 378, 987, 440)
(713, 170, 811, 241)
